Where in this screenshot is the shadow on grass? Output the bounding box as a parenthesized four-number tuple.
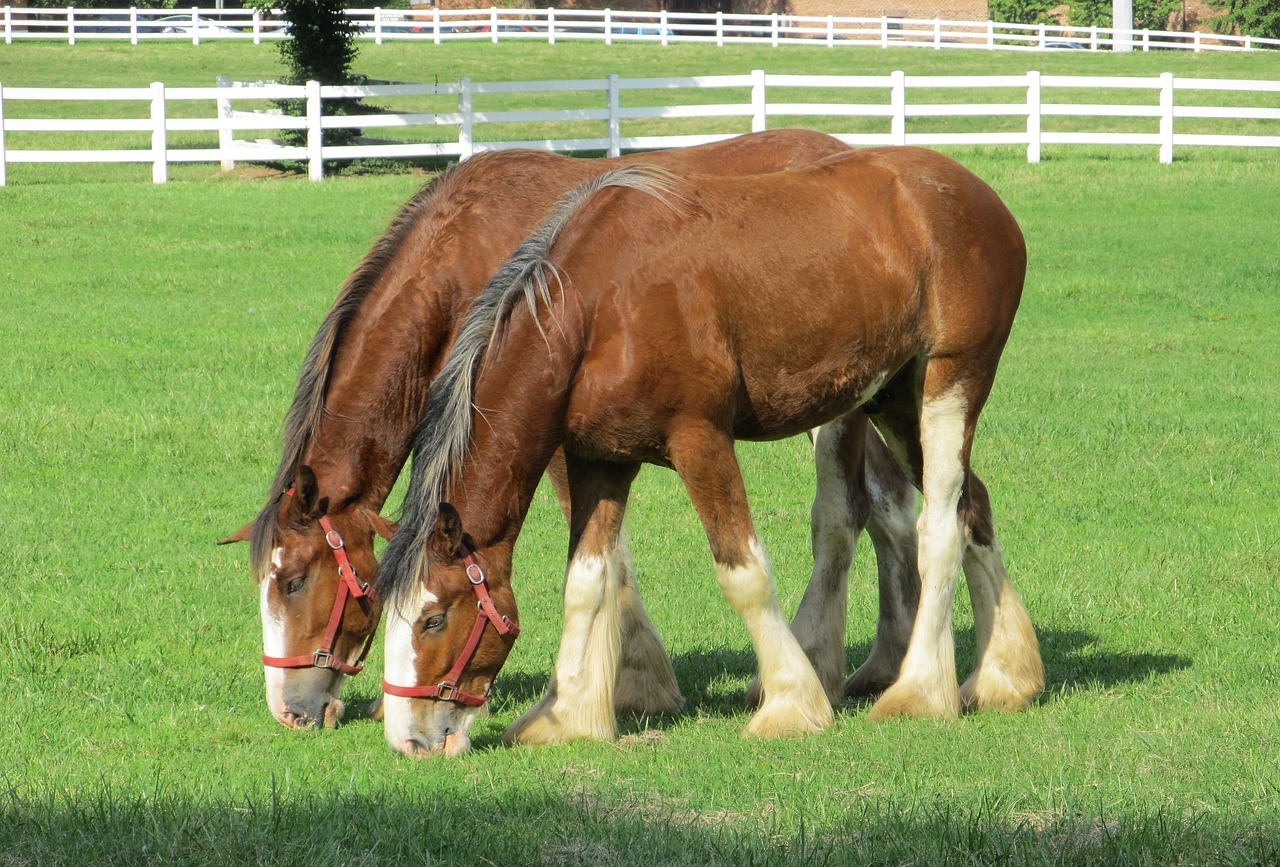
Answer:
(458, 628, 1192, 728)
(2, 779, 1275, 867)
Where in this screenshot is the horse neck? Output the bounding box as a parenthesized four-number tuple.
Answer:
(445, 316, 582, 555)
(299, 277, 454, 511)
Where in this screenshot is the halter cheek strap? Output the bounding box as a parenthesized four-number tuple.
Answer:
(261, 490, 381, 676)
(381, 547, 519, 707)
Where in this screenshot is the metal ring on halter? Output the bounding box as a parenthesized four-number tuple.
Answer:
(466, 562, 485, 584)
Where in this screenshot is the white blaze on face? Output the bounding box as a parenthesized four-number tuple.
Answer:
(261, 546, 288, 720)
(382, 580, 438, 751)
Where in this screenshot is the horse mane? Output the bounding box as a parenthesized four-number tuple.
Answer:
(376, 164, 685, 602)
(245, 164, 462, 576)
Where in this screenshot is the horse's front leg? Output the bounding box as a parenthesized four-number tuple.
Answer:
(544, 450, 683, 716)
(504, 459, 641, 746)
(671, 426, 833, 738)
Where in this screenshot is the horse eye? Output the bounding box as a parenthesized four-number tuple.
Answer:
(285, 576, 307, 596)
(423, 614, 445, 632)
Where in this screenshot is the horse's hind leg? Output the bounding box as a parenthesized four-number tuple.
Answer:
(545, 450, 683, 715)
(864, 360, 969, 720)
(958, 474, 1043, 712)
(746, 413, 868, 707)
(504, 459, 640, 746)
(670, 426, 833, 738)
(843, 429, 921, 700)
(613, 529, 685, 715)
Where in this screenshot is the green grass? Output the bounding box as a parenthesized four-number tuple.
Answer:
(3, 41, 1280, 867)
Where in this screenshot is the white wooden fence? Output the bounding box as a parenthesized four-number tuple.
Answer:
(2, 70, 1279, 184)
(3, 5, 1279, 53)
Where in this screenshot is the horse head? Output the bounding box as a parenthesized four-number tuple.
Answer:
(381, 503, 520, 757)
(222, 465, 396, 730)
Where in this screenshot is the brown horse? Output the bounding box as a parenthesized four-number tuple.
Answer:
(220, 131, 926, 730)
(377, 148, 1044, 757)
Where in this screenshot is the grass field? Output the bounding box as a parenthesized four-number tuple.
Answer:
(2, 40, 1280, 866)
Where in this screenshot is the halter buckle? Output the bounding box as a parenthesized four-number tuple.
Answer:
(312, 651, 333, 669)
(326, 530, 344, 550)
(436, 683, 457, 702)
(465, 562, 485, 585)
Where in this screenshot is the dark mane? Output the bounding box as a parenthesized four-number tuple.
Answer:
(246, 164, 462, 576)
(376, 164, 684, 602)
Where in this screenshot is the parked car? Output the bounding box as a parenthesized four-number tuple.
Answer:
(151, 15, 241, 36)
(1043, 40, 1088, 50)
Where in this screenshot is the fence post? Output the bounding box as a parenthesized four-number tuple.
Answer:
(252, 8, 261, 45)
(1159, 71, 1174, 164)
(1193, 30, 1201, 52)
(216, 75, 235, 172)
(4, 6, 11, 45)
(605, 8, 612, 46)
(1026, 70, 1041, 164)
(151, 81, 168, 184)
(491, 6, 499, 43)
(548, 7, 555, 45)
(0, 82, 7, 187)
(607, 74, 621, 157)
(881, 15, 889, 48)
(826, 15, 834, 47)
(128, 6, 138, 46)
(459, 77, 473, 161)
(987, 20, 994, 47)
(660, 9, 668, 46)
(771, 12, 778, 47)
(891, 69, 906, 146)
(433, 7, 441, 45)
(1142, 28, 1150, 51)
(716, 11, 724, 47)
(751, 69, 767, 132)
(1090, 25, 1097, 50)
(934, 17, 941, 49)
(306, 79, 323, 182)
(68, 6, 76, 46)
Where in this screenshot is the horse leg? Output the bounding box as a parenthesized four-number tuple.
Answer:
(504, 459, 639, 746)
(958, 473, 1044, 712)
(545, 450, 683, 715)
(745, 413, 867, 707)
(843, 428, 921, 700)
(670, 426, 833, 738)
(865, 361, 969, 720)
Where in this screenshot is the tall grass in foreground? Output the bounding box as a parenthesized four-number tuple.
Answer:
(1, 81, 1279, 866)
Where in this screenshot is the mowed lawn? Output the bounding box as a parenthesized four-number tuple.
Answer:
(1, 40, 1279, 867)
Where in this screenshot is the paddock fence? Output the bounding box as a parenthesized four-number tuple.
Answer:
(2, 70, 1279, 184)
(3, 5, 1279, 54)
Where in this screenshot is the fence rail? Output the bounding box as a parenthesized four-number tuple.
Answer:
(2, 70, 1279, 184)
(3, 6, 1278, 53)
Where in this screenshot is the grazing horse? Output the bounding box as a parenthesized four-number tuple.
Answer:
(377, 148, 1044, 757)
(220, 131, 926, 730)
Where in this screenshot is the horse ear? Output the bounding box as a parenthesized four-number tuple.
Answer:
(429, 503, 464, 560)
(290, 466, 327, 520)
(363, 509, 399, 541)
(218, 522, 253, 546)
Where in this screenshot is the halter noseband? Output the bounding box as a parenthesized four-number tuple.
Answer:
(261, 489, 380, 677)
(381, 546, 519, 707)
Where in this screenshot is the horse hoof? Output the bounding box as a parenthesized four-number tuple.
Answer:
(867, 680, 959, 722)
(744, 696, 833, 738)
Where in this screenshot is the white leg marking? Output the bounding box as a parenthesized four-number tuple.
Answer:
(719, 538, 833, 736)
(505, 547, 623, 745)
(870, 388, 968, 720)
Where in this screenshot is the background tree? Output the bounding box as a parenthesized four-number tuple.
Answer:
(259, 0, 369, 170)
(987, 0, 1058, 25)
(1208, 0, 1280, 36)
(1066, 0, 1184, 29)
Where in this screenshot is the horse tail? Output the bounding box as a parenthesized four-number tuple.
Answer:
(377, 164, 685, 603)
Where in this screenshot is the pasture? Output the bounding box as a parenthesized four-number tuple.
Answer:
(2, 40, 1280, 866)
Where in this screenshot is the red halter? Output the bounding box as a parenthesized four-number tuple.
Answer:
(261, 490, 380, 676)
(381, 546, 519, 707)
